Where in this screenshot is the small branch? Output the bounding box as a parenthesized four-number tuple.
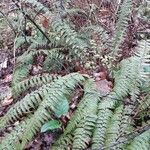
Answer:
(12, 0, 51, 43)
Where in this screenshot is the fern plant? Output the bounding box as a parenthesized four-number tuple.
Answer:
(111, 0, 132, 57)
(0, 73, 86, 149)
(0, 0, 150, 149)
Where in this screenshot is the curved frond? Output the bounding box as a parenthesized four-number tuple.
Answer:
(0, 73, 85, 128)
(12, 74, 58, 98)
(125, 129, 150, 150)
(52, 79, 100, 149)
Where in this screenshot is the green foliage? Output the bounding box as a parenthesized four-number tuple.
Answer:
(41, 120, 61, 133)
(52, 79, 100, 150)
(125, 129, 150, 150)
(12, 73, 58, 98)
(0, 73, 85, 149)
(12, 64, 30, 86)
(111, 0, 132, 56)
(0, 0, 150, 150)
(54, 95, 69, 118)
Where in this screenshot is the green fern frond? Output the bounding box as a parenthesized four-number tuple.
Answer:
(0, 73, 85, 128)
(91, 49, 145, 149)
(64, 79, 100, 135)
(125, 129, 150, 150)
(52, 79, 100, 149)
(12, 47, 69, 87)
(52, 134, 73, 150)
(104, 104, 124, 148)
(51, 20, 90, 59)
(141, 79, 150, 94)
(12, 64, 30, 86)
(72, 115, 97, 149)
(12, 73, 58, 98)
(15, 36, 32, 49)
(19, 107, 51, 148)
(111, 0, 132, 56)
(135, 40, 150, 79)
(92, 100, 114, 149)
(0, 119, 27, 150)
(81, 25, 109, 42)
(113, 102, 134, 150)
(138, 94, 150, 112)
(72, 80, 99, 149)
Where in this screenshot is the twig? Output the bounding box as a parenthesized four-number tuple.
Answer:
(12, 0, 51, 43)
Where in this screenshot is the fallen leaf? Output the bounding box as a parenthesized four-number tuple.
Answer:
(4, 74, 12, 82)
(95, 79, 112, 96)
(2, 97, 13, 106)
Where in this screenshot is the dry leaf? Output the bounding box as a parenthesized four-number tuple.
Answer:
(95, 79, 112, 96)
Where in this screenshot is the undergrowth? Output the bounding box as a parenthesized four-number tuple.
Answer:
(0, 0, 150, 150)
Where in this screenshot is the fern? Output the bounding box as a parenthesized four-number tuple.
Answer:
(52, 79, 100, 149)
(92, 96, 115, 149)
(1, 0, 150, 149)
(138, 94, 150, 113)
(51, 20, 90, 59)
(12, 48, 68, 88)
(72, 115, 97, 149)
(125, 129, 150, 150)
(12, 64, 31, 86)
(104, 104, 124, 148)
(0, 120, 27, 150)
(22, 0, 51, 17)
(51, 40, 150, 150)
(72, 81, 99, 149)
(111, 0, 132, 56)
(12, 73, 58, 98)
(0, 73, 85, 128)
(113, 102, 135, 150)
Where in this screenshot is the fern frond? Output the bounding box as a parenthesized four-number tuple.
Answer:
(0, 73, 85, 128)
(72, 115, 97, 149)
(125, 129, 150, 150)
(18, 74, 85, 148)
(113, 102, 134, 150)
(52, 134, 73, 150)
(12, 64, 30, 86)
(92, 99, 114, 149)
(22, 0, 51, 16)
(0, 120, 27, 150)
(52, 79, 100, 149)
(20, 107, 51, 148)
(64, 79, 100, 135)
(15, 36, 32, 49)
(111, 0, 132, 56)
(12, 47, 68, 87)
(51, 20, 90, 59)
(135, 40, 150, 79)
(12, 73, 58, 98)
(138, 94, 150, 112)
(104, 104, 124, 148)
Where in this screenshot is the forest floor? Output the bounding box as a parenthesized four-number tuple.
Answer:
(0, 0, 150, 149)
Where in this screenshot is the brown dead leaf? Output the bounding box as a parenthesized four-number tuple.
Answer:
(95, 79, 112, 96)
(2, 95, 13, 106)
(4, 74, 12, 82)
(94, 71, 107, 80)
